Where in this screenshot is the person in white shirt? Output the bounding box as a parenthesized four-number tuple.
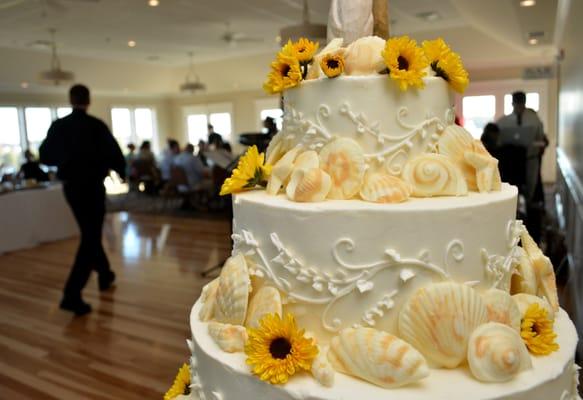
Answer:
(159, 139, 180, 183)
(174, 143, 207, 191)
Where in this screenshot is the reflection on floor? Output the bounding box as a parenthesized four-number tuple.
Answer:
(0, 212, 231, 399)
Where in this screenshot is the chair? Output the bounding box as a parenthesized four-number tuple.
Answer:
(160, 165, 210, 211)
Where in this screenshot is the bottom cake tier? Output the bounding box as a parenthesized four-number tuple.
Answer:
(188, 300, 580, 400)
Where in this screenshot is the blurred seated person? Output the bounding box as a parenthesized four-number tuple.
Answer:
(207, 124, 223, 150)
(125, 143, 136, 178)
(160, 139, 180, 183)
(198, 140, 209, 166)
(480, 123, 500, 158)
(174, 143, 208, 192)
(19, 150, 49, 182)
(263, 116, 278, 140)
(222, 141, 232, 153)
(138, 140, 156, 163)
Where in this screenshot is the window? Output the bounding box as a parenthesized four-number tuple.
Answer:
(183, 103, 233, 145)
(209, 112, 232, 140)
(255, 98, 283, 131)
(24, 107, 53, 152)
(260, 108, 283, 131)
(111, 107, 157, 152)
(187, 114, 208, 144)
(503, 92, 540, 115)
(462, 95, 496, 139)
(57, 107, 72, 118)
(0, 107, 22, 173)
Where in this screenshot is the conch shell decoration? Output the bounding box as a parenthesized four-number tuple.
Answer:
(482, 289, 521, 332)
(327, 327, 430, 388)
(401, 153, 468, 197)
(266, 146, 302, 195)
(287, 167, 332, 202)
(398, 282, 488, 368)
(319, 138, 366, 200)
(511, 247, 538, 296)
(467, 322, 532, 382)
(199, 278, 219, 321)
(245, 286, 283, 329)
(208, 322, 248, 353)
(359, 172, 412, 203)
(311, 346, 335, 387)
(214, 254, 252, 325)
(343, 36, 386, 76)
(437, 125, 501, 193)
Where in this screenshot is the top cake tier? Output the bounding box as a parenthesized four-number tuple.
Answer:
(281, 75, 455, 176)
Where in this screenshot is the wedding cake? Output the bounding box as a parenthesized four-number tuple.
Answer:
(164, 10, 580, 400)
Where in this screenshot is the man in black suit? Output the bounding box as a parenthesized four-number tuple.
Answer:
(40, 84, 126, 315)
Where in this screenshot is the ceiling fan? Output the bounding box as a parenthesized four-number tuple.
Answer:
(220, 22, 263, 46)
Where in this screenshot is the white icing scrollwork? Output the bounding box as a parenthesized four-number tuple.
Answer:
(482, 220, 525, 291)
(233, 229, 452, 333)
(561, 364, 582, 400)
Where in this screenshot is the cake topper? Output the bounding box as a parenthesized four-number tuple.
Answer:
(327, 0, 389, 43)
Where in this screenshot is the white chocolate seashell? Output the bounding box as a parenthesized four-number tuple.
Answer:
(266, 146, 302, 195)
(359, 173, 412, 203)
(344, 36, 386, 76)
(307, 38, 345, 80)
(512, 293, 555, 321)
(327, 327, 429, 388)
(286, 167, 332, 202)
(482, 289, 521, 332)
(467, 322, 532, 382)
(208, 321, 248, 353)
(521, 229, 559, 312)
(437, 125, 501, 192)
(319, 138, 366, 199)
(214, 254, 251, 325)
(399, 282, 488, 368)
(199, 278, 219, 321)
(245, 286, 282, 329)
(294, 150, 320, 172)
(511, 247, 538, 296)
(311, 346, 335, 387)
(402, 154, 468, 198)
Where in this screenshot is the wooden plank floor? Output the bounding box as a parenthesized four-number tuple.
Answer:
(0, 212, 231, 400)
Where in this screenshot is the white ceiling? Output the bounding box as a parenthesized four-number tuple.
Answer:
(0, 0, 561, 94)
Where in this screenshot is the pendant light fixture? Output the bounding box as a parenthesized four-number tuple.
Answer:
(180, 52, 206, 93)
(38, 28, 75, 85)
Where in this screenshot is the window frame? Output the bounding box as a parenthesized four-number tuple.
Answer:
(109, 106, 159, 154)
(182, 102, 234, 144)
(254, 97, 283, 131)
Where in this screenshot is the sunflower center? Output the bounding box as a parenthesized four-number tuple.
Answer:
(532, 321, 543, 335)
(397, 55, 409, 70)
(270, 337, 292, 359)
(326, 59, 340, 69)
(184, 386, 191, 395)
(281, 64, 291, 77)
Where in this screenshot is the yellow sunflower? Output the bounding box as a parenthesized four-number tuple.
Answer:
(291, 38, 319, 64)
(382, 36, 428, 91)
(320, 53, 345, 78)
(422, 38, 469, 93)
(263, 53, 303, 94)
(164, 363, 190, 400)
(220, 146, 271, 196)
(520, 303, 559, 355)
(245, 313, 318, 384)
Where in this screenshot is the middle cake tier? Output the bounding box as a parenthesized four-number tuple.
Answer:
(232, 184, 519, 343)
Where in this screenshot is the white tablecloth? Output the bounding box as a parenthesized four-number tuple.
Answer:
(0, 184, 78, 255)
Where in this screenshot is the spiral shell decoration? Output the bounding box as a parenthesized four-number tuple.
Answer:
(511, 247, 538, 296)
(399, 282, 488, 368)
(482, 289, 521, 332)
(512, 293, 555, 321)
(437, 125, 501, 193)
(266, 146, 302, 195)
(286, 167, 332, 202)
(199, 278, 219, 321)
(401, 154, 468, 198)
(319, 138, 366, 200)
(245, 286, 282, 329)
(208, 322, 248, 353)
(467, 322, 532, 382)
(327, 327, 430, 388)
(214, 253, 251, 325)
(311, 346, 335, 387)
(521, 229, 560, 312)
(359, 172, 412, 203)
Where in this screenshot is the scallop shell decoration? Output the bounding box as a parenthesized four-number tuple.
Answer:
(199, 278, 219, 321)
(399, 282, 488, 368)
(266, 146, 302, 195)
(521, 229, 560, 312)
(319, 138, 366, 200)
(294, 150, 320, 172)
(359, 173, 412, 203)
(511, 247, 538, 296)
(286, 167, 332, 202)
(245, 286, 282, 329)
(214, 253, 251, 325)
(311, 346, 335, 387)
(467, 322, 532, 382)
(327, 327, 429, 388)
(401, 154, 468, 198)
(437, 124, 502, 192)
(512, 293, 555, 321)
(482, 289, 521, 332)
(208, 322, 248, 353)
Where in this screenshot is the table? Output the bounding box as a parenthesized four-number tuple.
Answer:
(0, 184, 78, 255)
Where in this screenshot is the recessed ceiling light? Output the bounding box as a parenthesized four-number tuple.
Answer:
(20, 81, 29, 89)
(520, 0, 536, 7)
(128, 40, 137, 48)
(528, 38, 538, 45)
(148, 0, 159, 6)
